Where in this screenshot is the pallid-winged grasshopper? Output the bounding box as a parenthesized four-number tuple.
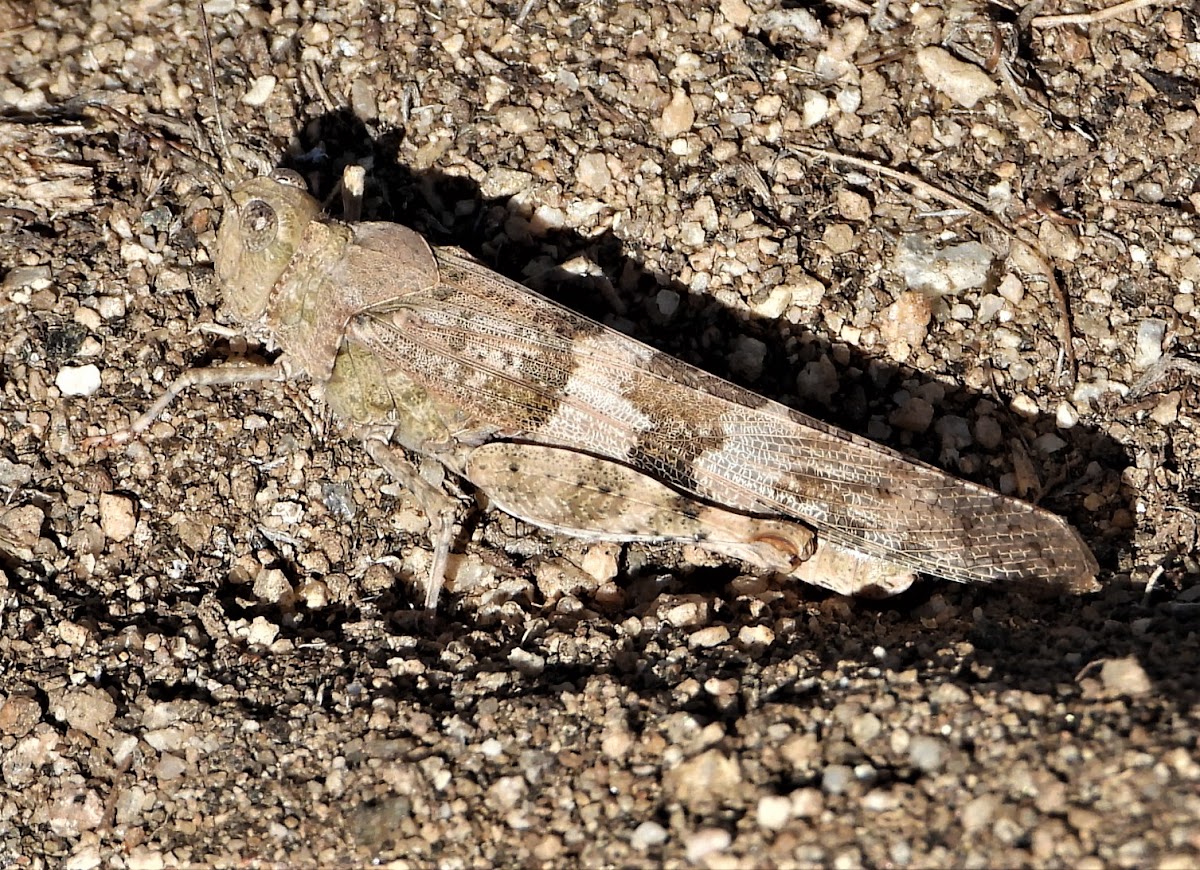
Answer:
(87, 128, 1099, 608)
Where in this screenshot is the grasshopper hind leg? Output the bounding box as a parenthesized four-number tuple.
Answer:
(464, 442, 818, 581)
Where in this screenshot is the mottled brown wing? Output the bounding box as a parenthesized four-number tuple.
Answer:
(350, 245, 1098, 592)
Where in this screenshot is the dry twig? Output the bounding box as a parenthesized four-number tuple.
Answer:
(1032, 0, 1167, 29)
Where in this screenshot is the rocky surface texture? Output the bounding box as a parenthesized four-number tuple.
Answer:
(1, 0, 1197, 866)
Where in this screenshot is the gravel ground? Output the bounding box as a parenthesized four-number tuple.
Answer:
(2, 0, 1199, 866)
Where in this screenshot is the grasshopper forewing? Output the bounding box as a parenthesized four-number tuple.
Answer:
(335, 226, 1100, 596)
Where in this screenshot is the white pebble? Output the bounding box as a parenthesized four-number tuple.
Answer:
(1133, 318, 1167, 370)
(665, 601, 705, 628)
(241, 75, 277, 106)
(688, 625, 731, 648)
(750, 285, 792, 319)
(836, 88, 861, 114)
(997, 274, 1024, 305)
(1098, 656, 1152, 697)
(630, 821, 668, 850)
(1055, 401, 1080, 429)
(480, 168, 533, 199)
(977, 294, 1005, 323)
(685, 827, 731, 864)
(757, 794, 793, 830)
(246, 616, 280, 647)
(821, 764, 854, 794)
(917, 47, 999, 108)
(907, 735, 948, 773)
(253, 568, 295, 606)
(99, 492, 137, 542)
(575, 153, 611, 192)
(754, 8, 823, 42)
(895, 236, 993, 296)
(55, 364, 101, 397)
(802, 90, 830, 127)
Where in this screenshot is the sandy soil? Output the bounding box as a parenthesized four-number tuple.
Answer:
(1, 0, 1198, 866)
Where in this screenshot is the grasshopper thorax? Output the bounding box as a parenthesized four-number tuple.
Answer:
(215, 170, 322, 323)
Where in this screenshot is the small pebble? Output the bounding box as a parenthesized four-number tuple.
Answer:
(961, 794, 999, 831)
(253, 568, 295, 606)
(917, 47, 999, 108)
(889, 396, 934, 433)
(895, 237, 993, 295)
(790, 788, 824, 818)
(796, 355, 839, 405)
(802, 90, 830, 127)
(669, 750, 741, 809)
(749, 285, 792, 319)
(1010, 394, 1040, 417)
(0, 696, 41, 738)
(630, 821, 668, 851)
(575, 153, 611, 192)
(659, 89, 695, 138)
(580, 545, 619, 583)
(1032, 432, 1067, 454)
(1098, 657, 1152, 697)
(656, 288, 680, 318)
(1133, 318, 1166, 369)
(480, 168, 533, 199)
(737, 624, 774, 648)
(862, 789, 900, 812)
(908, 735, 948, 773)
(241, 74, 277, 106)
(684, 827, 731, 864)
(836, 189, 871, 222)
(977, 294, 1005, 322)
(52, 686, 117, 740)
(757, 794, 793, 830)
(822, 764, 854, 794)
(665, 601, 706, 628)
(729, 335, 766, 381)
(1056, 401, 1080, 429)
(496, 105, 538, 134)
(246, 616, 280, 647)
(55, 364, 101, 397)
(719, 0, 752, 27)
(849, 712, 882, 746)
(98, 493, 137, 542)
(754, 8, 823, 41)
(878, 290, 931, 362)
(688, 625, 730, 648)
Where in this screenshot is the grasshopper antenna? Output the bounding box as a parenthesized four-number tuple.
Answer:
(198, 0, 234, 174)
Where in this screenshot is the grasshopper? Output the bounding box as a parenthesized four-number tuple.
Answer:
(86, 147, 1099, 608)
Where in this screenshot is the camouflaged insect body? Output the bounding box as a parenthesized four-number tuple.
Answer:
(207, 172, 1099, 603)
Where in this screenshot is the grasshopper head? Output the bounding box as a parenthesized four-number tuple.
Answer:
(215, 170, 321, 322)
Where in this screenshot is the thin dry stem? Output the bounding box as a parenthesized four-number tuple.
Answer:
(1032, 0, 1166, 28)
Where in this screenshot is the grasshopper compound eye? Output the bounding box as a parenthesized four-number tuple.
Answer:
(240, 199, 278, 253)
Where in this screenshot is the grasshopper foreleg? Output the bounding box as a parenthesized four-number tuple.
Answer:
(83, 363, 288, 449)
